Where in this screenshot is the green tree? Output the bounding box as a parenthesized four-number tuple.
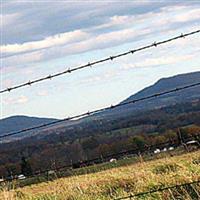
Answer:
(20, 156, 33, 176)
(81, 137, 99, 150)
(129, 135, 146, 149)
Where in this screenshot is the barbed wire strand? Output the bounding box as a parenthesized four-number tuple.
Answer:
(0, 81, 200, 139)
(115, 180, 200, 199)
(1, 29, 199, 94)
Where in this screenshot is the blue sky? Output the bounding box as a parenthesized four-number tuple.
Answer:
(0, 0, 200, 119)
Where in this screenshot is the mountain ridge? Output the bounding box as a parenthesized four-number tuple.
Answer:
(0, 115, 58, 136)
(109, 71, 200, 116)
(1, 71, 200, 138)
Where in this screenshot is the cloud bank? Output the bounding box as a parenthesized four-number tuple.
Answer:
(2, 3, 200, 71)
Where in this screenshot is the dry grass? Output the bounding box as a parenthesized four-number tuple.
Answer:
(0, 151, 200, 200)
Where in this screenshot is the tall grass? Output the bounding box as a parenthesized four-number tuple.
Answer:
(0, 151, 199, 200)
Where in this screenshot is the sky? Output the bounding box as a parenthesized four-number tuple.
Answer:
(0, 0, 200, 120)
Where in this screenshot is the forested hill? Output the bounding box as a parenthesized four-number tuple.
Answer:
(97, 71, 200, 118)
(124, 71, 200, 104)
(0, 116, 58, 136)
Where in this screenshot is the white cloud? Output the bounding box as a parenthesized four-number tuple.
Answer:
(0, 13, 21, 27)
(2, 26, 152, 68)
(3, 95, 28, 105)
(2, 30, 89, 54)
(17, 95, 28, 104)
(94, 6, 200, 32)
(79, 70, 120, 85)
(174, 8, 200, 23)
(37, 90, 48, 97)
(2, 4, 200, 71)
(61, 27, 151, 54)
(2, 51, 43, 69)
(156, 7, 200, 27)
(121, 54, 196, 70)
(1, 79, 13, 88)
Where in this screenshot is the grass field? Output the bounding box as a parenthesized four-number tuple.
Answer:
(0, 150, 200, 200)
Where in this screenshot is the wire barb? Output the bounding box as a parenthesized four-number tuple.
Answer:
(27, 81, 32, 86)
(153, 41, 157, 47)
(45, 75, 51, 80)
(110, 56, 114, 60)
(87, 62, 92, 67)
(180, 33, 185, 38)
(7, 88, 12, 92)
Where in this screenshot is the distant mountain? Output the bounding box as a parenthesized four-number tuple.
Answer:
(0, 71, 200, 140)
(97, 71, 200, 118)
(0, 115, 58, 136)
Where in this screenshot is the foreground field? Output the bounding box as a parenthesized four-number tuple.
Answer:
(1, 151, 200, 200)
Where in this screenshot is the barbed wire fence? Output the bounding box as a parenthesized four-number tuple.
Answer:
(0, 29, 200, 195)
(0, 29, 199, 94)
(114, 180, 200, 200)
